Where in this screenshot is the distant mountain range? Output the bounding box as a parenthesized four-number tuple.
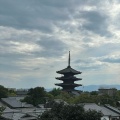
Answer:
(46, 85, 120, 92)
(76, 85, 120, 92)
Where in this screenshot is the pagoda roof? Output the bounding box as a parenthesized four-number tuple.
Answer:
(56, 66, 82, 75)
(56, 76, 82, 81)
(55, 83, 82, 87)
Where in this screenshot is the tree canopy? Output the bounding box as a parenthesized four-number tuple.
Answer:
(23, 87, 47, 106)
(49, 88, 61, 97)
(0, 85, 8, 99)
(23, 87, 120, 107)
(39, 103, 103, 120)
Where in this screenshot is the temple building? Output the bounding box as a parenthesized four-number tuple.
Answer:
(55, 51, 82, 92)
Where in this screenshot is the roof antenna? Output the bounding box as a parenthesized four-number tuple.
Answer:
(68, 51, 70, 67)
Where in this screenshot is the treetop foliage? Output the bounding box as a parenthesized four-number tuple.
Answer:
(49, 88, 61, 97)
(22, 87, 120, 107)
(23, 87, 47, 106)
(0, 85, 8, 99)
(40, 103, 103, 120)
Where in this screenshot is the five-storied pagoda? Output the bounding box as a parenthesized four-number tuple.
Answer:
(55, 51, 82, 92)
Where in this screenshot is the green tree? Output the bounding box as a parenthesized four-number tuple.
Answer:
(0, 85, 8, 99)
(54, 91, 74, 103)
(39, 103, 103, 120)
(73, 93, 98, 104)
(49, 88, 61, 97)
(98, 94, 115, 106)
(90, 91, 98, 95)
(8, 89, 16, 96)
(85, 109, 103, 120)
(23, 87, 46, 106)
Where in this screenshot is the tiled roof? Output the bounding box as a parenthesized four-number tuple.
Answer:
(1, 97, 33, 108)
(56, 76, 82, 81)
(57, 66, 82, 74)
(55, 83, 82, 87)
(1, 106, 50, 120)
(84, 103, 120, 117)
(1, 111, 25, 120)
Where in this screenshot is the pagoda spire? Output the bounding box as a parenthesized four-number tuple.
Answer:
(68, 51, 70, 67)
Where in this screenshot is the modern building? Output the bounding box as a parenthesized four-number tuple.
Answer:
(55, 51, 82, 92)
(98, 88, 117, 96)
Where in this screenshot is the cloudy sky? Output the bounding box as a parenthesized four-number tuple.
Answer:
(0, 0, 120, 89)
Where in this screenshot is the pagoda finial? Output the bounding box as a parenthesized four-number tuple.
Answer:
(68, 51, 70, 67)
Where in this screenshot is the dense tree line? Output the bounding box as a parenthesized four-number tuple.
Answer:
(0, 84, 120, 107)
(48, 89, 120, 107)
(22, 87, 120, 107)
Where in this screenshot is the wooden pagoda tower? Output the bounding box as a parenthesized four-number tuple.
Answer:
(55, 51, 82, 92)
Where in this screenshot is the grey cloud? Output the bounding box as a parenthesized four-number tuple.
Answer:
(80, 11, 110, 36)
(82, 43, 120, 57)
(33, 67, 40, 70)
(75, 62, 105, 71)
(39, 1, 72, 7)
(82, 37, 93, 42)
(0, 0, 103, 33)
(0, 63, 20, 72)
(0, 54, 26, 72)
(74, 58, 104, 71)
(36, 38, 68, 57)
(77, 65, 103, 71)
(0, 53, 31, 61)
(74, 58, 94, 64)
(0, 53, 32, 73)
(100, 57, 120, 63)
(0, 0, 70, 32)
(0, 15, 53, 33)
(0, 0, 111, 36)
(0, 51, 28, 72)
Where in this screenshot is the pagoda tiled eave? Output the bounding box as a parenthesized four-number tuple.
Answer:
(56, 66, 82, 75)
(56, 76, 82, 81)
(55, 83, 82, 87)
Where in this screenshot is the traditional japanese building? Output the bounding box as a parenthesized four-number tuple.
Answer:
(55, 51, 82, 92)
